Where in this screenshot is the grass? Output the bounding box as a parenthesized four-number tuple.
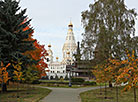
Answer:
(80, 86, 138, 102)
(39, 80, 69, 83)
(39, 80, 98, 88)
(39, 83, 93, 88)
(0, 83, 51, 102)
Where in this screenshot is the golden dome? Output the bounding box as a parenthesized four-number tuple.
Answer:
(68, 21, 73, 27)
(56, 57, 59, 59)
(67, 51, 70, 54)
(48, 44, 51, 47)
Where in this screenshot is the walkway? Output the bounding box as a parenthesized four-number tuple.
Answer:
(39, 86, 104, 102)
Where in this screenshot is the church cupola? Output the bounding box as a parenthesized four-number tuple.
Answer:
(68, 21, 73, 31)
(48, 44, 51, 48)
(68, 21, 73, 27)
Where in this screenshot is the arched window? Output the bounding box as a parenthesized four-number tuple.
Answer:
(60, 76, 63, 79)
(50, 76, 53, 80)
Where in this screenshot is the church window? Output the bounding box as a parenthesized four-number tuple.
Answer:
(51, 71, 52, 73)
(53, 71, 54, 73)
(47, 58, 49, 62)
(69, 36, 71, 40)
(72, 36, 74, 40)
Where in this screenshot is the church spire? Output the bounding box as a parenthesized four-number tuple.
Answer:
(68, 21, 73, 27)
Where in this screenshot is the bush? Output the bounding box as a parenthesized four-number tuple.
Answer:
(32, 80, 41, 84)
(83, 81, 96, 86)
(64, 75, 69, 80)
(54, 75, 59, 80)
(71, 78, 85, 83)
(41, 76, 49, 80)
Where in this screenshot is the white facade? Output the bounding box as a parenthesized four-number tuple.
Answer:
(47, 61, 66, 79)
(46, 21, 77, 79)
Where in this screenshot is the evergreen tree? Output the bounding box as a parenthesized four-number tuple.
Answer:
(0, 0, 35, 92)
(81, 0, 137, 61)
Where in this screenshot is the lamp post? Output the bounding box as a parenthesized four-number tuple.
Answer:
(69, 68, 72, 87)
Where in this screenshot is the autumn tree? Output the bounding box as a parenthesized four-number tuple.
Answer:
(105, 58, 122, 102)
(94, 62, 112, 99)
(22, 21, 48, 83)
(103, 50, 138, 102)
(0, 0, 35, 92)
(81, 0, 137, 61)
(13, 60, 24, 98)
(93, 64, 105, 95)
(116, 51, 138, 102)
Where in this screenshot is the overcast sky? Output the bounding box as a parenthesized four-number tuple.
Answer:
(20, 0, 138, 61)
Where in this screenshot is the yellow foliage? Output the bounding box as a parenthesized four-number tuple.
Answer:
(13, 61, 23, 81)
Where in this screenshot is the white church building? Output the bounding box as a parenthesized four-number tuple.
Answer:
(45, 21, 78, 79)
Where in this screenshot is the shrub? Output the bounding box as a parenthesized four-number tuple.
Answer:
(64, 75, 69, 80)
(54, 75, 59, 80)
(71, 78, 85, 83)
(83, 81, 96, 86)
(32, 80, 40, 84)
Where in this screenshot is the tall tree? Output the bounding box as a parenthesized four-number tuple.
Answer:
(0, 0, 35, 92)
(23, 24, 48, 80)
(81, 0, 137, 61)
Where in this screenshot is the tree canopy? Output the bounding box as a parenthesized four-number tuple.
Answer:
(81, 0, 137, 61)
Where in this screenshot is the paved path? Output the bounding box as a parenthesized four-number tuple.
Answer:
(39, 86, 104, 102)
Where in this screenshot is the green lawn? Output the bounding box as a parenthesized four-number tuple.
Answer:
(39, 80, 69, 83)
(80, 86, 138, 102)
(0, 84, 51, 102)
(40, 83, 93, 88)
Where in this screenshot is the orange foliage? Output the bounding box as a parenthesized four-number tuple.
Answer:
(0, 62, 10, 83)
(94, 50, 138, 91)
(117, 50, 138, 91)
(93, 63, 111, 83)
(108, 50, 138, 91)
(23, 21, 48, 78)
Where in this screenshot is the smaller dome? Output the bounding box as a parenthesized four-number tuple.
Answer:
(66, 51, 70, 55)
(56, 57, 59, 59)
(48, 44, 51, 47)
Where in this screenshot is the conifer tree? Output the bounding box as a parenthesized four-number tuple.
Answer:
(0, 0, 35, 92)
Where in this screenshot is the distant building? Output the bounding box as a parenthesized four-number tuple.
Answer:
(46, 21, 78, 79)
(73, 42, 95, 80)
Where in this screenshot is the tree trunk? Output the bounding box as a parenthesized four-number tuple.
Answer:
(109, 81, 112, 87)
(134, 87, 136, 102)
(116, 85, 118, 102)
(17, 81, 19, 98)
(100, 83, 102, 95)
(105, 82, 107, 99)
(1, 83, 7, 93)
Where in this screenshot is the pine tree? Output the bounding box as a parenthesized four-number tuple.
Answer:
(0, 0, 35, 92)
(81, 0, 137, 61)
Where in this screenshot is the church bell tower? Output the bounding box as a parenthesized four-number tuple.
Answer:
(62, 21, 77, 64)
